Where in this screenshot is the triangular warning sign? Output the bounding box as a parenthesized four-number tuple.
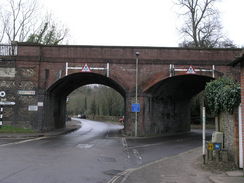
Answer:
(81, 64, 91, 72)
(186, 66, 196, 74)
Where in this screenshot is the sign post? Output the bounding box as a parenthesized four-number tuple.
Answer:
(0, 91, 15, 128)
(134, 52, 140, 137)
(0, 91, 5, 128)
(207, 143, 214, 151)
(0, 105, 3, 127)
(214, 143, 222, 150)
(0, 91, 6, 98)
(132, 103, 140, 112)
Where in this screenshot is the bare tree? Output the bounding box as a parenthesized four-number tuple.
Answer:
(0, 0, 38, 43)
(27, 14, 69, 45)
(176, 0, 235, 48)
(0, 18, 6, 43)
(0, 5, 7, 42)
(0, 0, 69, 45)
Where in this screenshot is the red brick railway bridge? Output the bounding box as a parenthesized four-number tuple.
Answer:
(0, 43, 242, 136)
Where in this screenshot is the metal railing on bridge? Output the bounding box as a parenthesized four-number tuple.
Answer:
(0, 44, 18, 56)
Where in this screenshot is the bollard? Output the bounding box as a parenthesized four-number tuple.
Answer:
(216, 150, 220, 162)
(221, 150, 228, 162)
(0, 105, 3, 128)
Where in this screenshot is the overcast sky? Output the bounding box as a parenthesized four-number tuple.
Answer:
(40, 0, 244, 47)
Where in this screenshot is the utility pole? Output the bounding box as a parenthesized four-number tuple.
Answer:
(135, 52, 140, 137)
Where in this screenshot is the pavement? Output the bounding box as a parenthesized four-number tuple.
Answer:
(0, 120, 81, 139)
(108, 147, 244, 183)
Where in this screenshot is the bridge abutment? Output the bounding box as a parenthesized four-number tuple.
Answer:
(124, 93, 191, 137)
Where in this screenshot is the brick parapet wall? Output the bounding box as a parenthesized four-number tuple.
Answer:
(16, 43, 242, 65)
(15, 44, 242, 93)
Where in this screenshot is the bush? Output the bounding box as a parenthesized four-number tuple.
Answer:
(205, 77, 240, 115)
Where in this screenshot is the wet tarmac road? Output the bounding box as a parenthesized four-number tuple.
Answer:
(0, 118, 212, 183)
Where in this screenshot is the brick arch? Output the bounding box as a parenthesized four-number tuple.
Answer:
(141, 74, 213, 135)
(43, 72, 126, 130)
(142, 71, 168, 93)
(47, 72, 126, 98)
(142, 71, 215, 93)
(144, 74, 213, 96)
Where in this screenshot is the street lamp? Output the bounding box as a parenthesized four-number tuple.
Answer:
(135, 51, 140, 137)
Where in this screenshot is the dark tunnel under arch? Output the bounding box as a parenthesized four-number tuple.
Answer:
(43, 72, 126, 130)
(146, 74, 213, 99)
(143, 74, 213, 135)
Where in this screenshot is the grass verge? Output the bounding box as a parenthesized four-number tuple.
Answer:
(0, 125, 34, 133)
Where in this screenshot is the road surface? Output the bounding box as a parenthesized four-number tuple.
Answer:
(0, 118, 211, 183)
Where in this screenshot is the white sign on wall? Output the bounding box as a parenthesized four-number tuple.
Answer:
(0, 101, 15, 105)
(0, 68, 16, 78)
(37, 102, 43, 107)
(18, 90, 36, 95)
(28, 105, 38, 111)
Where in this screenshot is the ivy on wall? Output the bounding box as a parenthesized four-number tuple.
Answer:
(205, 77, 240, 115)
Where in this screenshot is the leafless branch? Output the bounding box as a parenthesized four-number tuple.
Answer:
(176, 0, 230, 48)
(1, 0, 38, 43)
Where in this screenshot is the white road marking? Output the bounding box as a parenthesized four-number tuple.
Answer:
(76, 144, 94, 149)
(132, 149, 142, 160)
(121, 137, 130, 158)
(107, 169, 133, 183)
(0, 137, 47, 147)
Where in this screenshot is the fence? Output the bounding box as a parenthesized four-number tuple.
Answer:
(0, 44, 17, 56)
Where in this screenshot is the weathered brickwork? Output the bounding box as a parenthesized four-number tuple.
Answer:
(240, 61, 244, 169)
(0, 43, 242, 138)
(219, 110, 239, 165)
(0, 59, 16, 126)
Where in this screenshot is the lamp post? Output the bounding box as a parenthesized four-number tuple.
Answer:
(135, 51, 140, 137)
(202, 106, 206, 164)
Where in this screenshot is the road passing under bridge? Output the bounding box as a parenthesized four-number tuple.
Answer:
(0, 119, 212, 183)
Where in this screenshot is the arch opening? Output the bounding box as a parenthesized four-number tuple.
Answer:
(144, 74, 213, 135)
(43, 72, 126, 130)
(66, 84, 125, 122)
